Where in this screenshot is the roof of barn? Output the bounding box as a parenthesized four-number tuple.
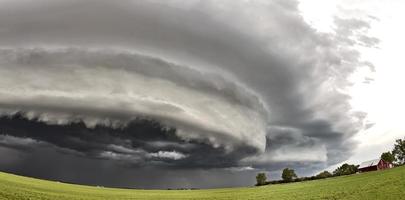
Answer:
(359, 159, 380, 169)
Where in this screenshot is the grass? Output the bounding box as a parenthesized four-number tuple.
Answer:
(0, 166, 404, 200)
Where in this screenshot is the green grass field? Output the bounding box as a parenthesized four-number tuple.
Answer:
(1, 166, 404, 200)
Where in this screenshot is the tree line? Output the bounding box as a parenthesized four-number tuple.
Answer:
(256, 137, 405, 186)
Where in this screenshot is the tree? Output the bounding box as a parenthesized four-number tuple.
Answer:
(392, 138, 405, 165)
(333, 163, 359, 176)
(281, 168, 297, 182)
(381, 151, 395, 163)
(316, 171, 332, 179)
(256, 173, 267, 186)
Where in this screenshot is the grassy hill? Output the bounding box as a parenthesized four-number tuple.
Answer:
(1, 166, 404, 200)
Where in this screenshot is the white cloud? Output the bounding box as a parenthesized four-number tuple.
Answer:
(149, 151, 187, 160)
(0, 134, 40, 146)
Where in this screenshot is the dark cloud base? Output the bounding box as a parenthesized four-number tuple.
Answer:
(0, 114, 261, 188)
(0, 113, 257, 168)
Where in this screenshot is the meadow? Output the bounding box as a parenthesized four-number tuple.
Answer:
(0, 166, 404, 200)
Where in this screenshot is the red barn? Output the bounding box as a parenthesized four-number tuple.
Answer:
(358, 159, 393, 173)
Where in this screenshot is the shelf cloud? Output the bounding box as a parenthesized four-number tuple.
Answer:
(0, 0, 376, 188)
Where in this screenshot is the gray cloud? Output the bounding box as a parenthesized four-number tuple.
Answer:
(0, 0, 376, 188)
(334, 16, 380, 47)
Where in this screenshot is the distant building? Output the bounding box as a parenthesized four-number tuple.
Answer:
(358, 159, 393, 173)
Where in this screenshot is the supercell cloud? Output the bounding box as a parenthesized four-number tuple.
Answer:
(0, 0, 375, 188)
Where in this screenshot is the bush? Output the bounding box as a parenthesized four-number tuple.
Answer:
(316, 171, 332, 179)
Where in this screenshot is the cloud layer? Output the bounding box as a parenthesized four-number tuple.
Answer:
(0, 0, 375, 188)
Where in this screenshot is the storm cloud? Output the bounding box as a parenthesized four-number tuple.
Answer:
(0, 0, 375, 188)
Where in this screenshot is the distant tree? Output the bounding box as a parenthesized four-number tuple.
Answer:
(381, 151, 395, 163)
(392, 138, 405, 165)
(333, 163, 358, 176)
(282, 168, 297, 182)
(256, 173, 267, 186)
(316, 171, 332, 179)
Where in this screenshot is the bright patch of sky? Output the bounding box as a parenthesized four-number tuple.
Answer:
(298, 0, 405, 168)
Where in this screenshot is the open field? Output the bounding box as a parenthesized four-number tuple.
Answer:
(0, 166, 404, 200)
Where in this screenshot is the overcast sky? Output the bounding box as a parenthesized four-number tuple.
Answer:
(0, 0, 403, 189)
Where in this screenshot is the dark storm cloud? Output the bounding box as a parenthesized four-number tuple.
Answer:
(0, 113, 261, 171)
(0, 0, 377, 188)
(0, 114, 256, 169)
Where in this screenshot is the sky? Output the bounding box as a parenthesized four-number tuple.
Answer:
(0, 0, 403, 189)
(298, 0, 405, 170)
